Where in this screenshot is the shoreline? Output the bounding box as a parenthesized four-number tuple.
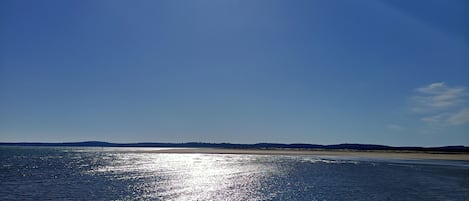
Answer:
(114, 148, 469, 161)
(3, 145, 469, 161)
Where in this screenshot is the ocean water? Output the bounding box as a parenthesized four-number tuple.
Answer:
(1, 146, 468, 201)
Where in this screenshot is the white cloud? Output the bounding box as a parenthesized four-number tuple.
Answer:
(416, 82, 446, 94)
(412, 82, 467, 112)
(411, 82, 469, 126)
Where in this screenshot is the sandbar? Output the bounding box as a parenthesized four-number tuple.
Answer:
(115, 148, 469, 161)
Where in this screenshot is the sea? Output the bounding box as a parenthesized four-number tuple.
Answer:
(1, 146, 468, 201)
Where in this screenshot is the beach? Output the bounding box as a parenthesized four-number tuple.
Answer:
(109, 148, 469, 161)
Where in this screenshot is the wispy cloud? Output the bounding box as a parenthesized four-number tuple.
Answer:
(411, 82, 469, 125)
(448, 108, 469, 125)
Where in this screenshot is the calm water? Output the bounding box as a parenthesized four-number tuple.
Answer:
(1, 146, 468, 201)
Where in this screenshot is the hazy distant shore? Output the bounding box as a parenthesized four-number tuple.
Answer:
(114, 148, 469, 161)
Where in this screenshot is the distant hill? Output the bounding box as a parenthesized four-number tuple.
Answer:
(1, 141, 468, 153)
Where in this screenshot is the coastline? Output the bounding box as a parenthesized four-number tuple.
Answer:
(115, 148, 469, 161)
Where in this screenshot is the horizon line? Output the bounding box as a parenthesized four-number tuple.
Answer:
(0, 141, 467, 148)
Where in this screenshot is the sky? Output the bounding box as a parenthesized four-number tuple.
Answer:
(0, 0, 468, 146)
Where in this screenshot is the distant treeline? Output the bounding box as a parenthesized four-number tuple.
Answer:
(1, 141, 468, 153)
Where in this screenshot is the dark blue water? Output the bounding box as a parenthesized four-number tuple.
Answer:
(1, 146, 468, 200)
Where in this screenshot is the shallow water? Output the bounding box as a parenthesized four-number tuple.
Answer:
(1, 146, 468, 200)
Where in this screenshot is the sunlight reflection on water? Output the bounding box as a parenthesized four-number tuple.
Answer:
(90, 153, 279, 200)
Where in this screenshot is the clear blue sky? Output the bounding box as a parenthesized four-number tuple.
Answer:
(1, 0, 468, 146)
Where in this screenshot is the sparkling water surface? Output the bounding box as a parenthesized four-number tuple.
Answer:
(1, 146, 468, 200)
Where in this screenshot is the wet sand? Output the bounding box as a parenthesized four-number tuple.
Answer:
(123, 148, 469, 161)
